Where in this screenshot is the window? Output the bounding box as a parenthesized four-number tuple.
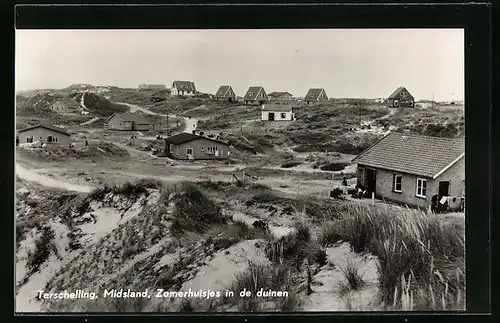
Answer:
(393, 174, 403, 193)
(186, 147, 193, 155)
(401, 91, 407, 98)
(26, 136, 33, 143)
(207, 146, 218, 154)
(281, 113, 287, 119)
(394, 100, 399, 107)
(416, 178, 427, 198)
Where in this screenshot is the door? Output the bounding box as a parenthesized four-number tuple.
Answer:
(439, 181, 450, 196)
(365, 169, 377, 193)
(268, 113, 275, 121)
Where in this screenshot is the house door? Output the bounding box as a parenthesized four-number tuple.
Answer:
(131, 123, 136, 131)
(439, 181, 450, 196)
(47, 136, 53, 143)
(268, 113, 275, 121)
(365, 168, 376, 193)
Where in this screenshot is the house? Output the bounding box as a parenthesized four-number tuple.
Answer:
(304, 88, 328, 104)
(171, 81, 196, 96)
(268, 91, 293, 101)
(164, 133, 231, 160)
(352, 132, 464, 210)
(17, 123, 72, 147)
(214, 86, 236, 102)
(387, 86, 415, 108)
(244, 86, 268, 105)
(138, 83, 167, 90)
(104, 112, 151, 131)
(261, 104, 295, 121)
(49, 98, 81, 114)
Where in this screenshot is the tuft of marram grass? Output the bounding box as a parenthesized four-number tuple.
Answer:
(316, 202, 464, 310)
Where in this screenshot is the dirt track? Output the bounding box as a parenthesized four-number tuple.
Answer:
(16, 164, 94, 193)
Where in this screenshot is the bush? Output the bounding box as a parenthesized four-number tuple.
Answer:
(319, 162, 350, 172)
(170, 183, 228, 235)
(281, 161, 303, 169)
(26, 226, 56, 274)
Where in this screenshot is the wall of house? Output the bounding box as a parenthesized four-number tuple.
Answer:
(261, 111, 294, 121)
(357, 158, 464, 209)
(427, 157, 465, 198)
(169, 138, 230, 160)
(106, 116, 127, 130)
(18, 128, 72, 147)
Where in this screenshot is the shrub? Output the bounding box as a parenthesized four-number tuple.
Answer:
(319, 162, 350, 172)
(281, 161, 303, 168)
(26, 226, 56, 273)
(169, 183, 228, 235)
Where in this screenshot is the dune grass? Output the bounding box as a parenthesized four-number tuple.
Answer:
(317, 203, 465, 310)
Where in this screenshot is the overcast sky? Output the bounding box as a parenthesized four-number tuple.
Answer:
(16, 29, 464, 101)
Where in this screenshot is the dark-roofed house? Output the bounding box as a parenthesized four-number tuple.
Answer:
(268, 92, 293, 101)
(17, 123, 72, 147)
(164, 133, 230, 160)
(304, 88, 328, 104)
(244, 86, 268, 105)
(261, 104, 295, 121)
(387, 86, 414, 108)
(352, 132, 465, 210)
(214, 86, 236, 102)
(104, 112, 151, 131)
(171, 81, 196, 96)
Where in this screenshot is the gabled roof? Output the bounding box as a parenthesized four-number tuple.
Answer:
(352, 132, 464, 179)
(262, 104, 294, 112)
(165, 132, 229, 146)
(106, 112, 149, 124)
(305, 88, 327, 100)
(268, 91, 292, 97)
(215, 86, 233, 97)
(244, 86, 267, 101)
(388, 86, 414, 100)
(18, 123, 70, 136)
(172, 81, 196, 92)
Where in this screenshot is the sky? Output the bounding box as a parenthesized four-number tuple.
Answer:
(15, 29, 464, 101)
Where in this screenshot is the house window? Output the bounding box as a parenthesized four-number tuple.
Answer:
(401, 92, 407, 98)
(281, 113, 287, 119)
(394, 100, 399, 107)
(393, 174, 403, 193)
(26, 136, 33, 143)
(186, 147, 193, 155)
(416, 178, 427, 198)
(207, 146, 218, 154)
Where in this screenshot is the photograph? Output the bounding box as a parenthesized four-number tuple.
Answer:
(15, 28, 465, 313)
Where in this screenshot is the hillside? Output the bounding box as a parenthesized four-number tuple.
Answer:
(16, 178, 465, 312)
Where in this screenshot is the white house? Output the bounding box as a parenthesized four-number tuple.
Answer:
(171, 81, 196, 96)
(261, 104, 295, 121)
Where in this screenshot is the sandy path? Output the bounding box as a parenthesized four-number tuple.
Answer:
(77, 117, 100, 127)
(16, 164, 93, 193)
